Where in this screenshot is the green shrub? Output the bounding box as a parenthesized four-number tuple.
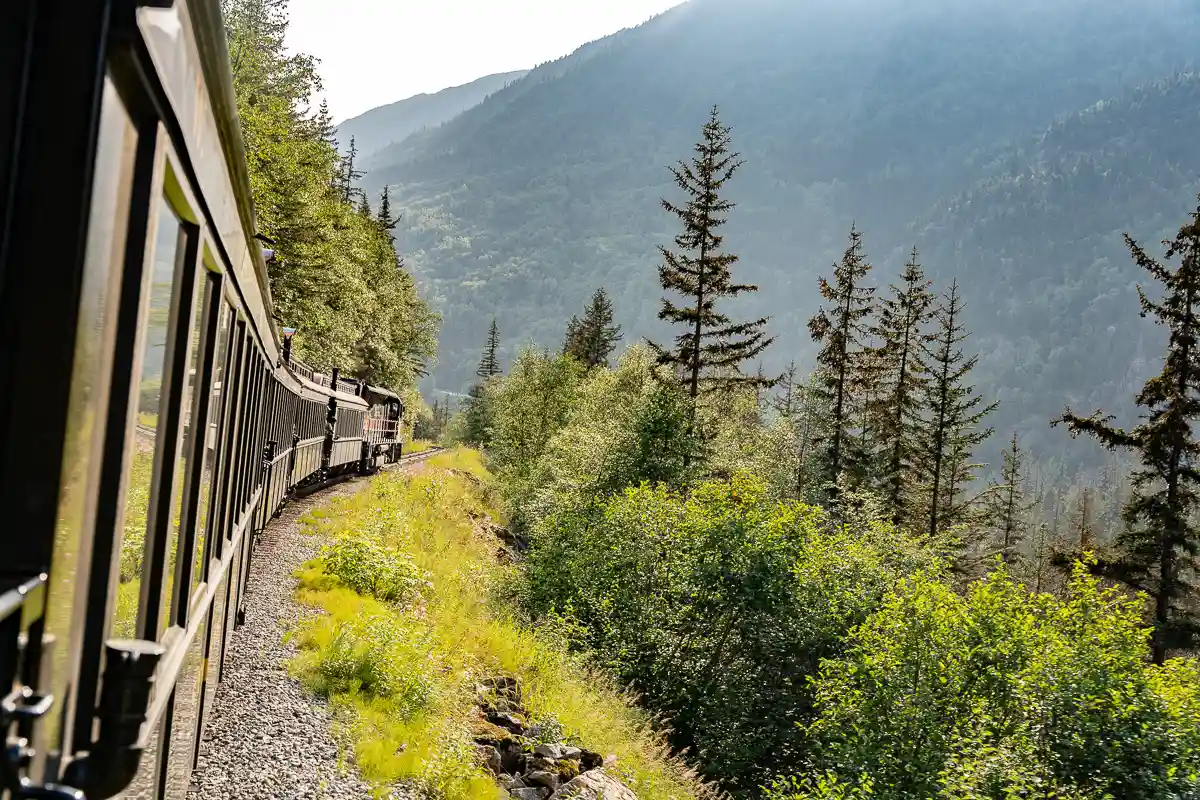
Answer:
(799, 564, 1200, 800)
(521, 472, 946, 792)
(318, 536, 425, 603)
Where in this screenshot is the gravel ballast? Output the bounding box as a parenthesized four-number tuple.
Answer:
(189, 462, 430, 800)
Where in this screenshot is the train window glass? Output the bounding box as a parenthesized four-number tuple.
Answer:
(112, 197, 183, 640)
(44, 75, 136, 751)
(159, 262, 208, 634)
(193, 296, 231, 591)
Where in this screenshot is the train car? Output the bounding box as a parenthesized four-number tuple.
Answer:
(0, 1, 398, 798)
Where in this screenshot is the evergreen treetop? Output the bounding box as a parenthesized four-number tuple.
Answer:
(478, 319, 502, 378)
(808, 224, 876, 492)
(917, 279, 998, 539)
(564, 288, 623, 368)
(649, 106, 775, 404)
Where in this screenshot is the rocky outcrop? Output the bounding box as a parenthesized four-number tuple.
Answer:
(471, 676, 632, 800)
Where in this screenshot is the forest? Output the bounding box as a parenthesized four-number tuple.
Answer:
(221, 0, 439, 405)
(433, 108, 1200, 799)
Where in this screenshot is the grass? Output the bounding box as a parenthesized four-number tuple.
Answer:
(289, 448, 707, 800)
(405, 439, 437, 454)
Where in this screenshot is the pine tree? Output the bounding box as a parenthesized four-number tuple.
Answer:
(564, 288, 623, 368)
(649, 106, 774, 408)
(377, 186, 399, 243)
(340, 136, 365, 204)
(478, 319, 502, 379)
(357, 192, 371, 217)
(1054, 198, 1200, 663)
(561, 315, 583, 358)
(808, 224, 876, 493)
(917, 280, 998, 538)
(869, 247, 935, 524)
(983, 432, 1035, 565)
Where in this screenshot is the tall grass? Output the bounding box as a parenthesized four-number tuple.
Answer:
(290, 448, 707, 800)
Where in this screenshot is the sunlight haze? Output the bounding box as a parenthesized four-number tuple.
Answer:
(286, 0, 684, 121)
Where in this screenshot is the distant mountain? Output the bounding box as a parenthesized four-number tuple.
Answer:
(335, 70, 529, 164)
(365, 0, 1200, 466)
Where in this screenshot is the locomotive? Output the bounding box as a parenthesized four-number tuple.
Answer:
(0, 0, 409, 797)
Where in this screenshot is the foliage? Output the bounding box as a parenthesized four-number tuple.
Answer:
(917, 280, 998, 538)
(222, 0, 437, 390)
(798, 564, 1200, 800)
(809, 225, 877, 492)
(563, 288, 623, 368)
(290, 449, 708, 800)
(315, 536, 426, 603)
(519, 471, 947, 793)
(868, 247, 935, 522)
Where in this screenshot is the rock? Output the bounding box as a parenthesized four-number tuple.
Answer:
(533, 743, 565, 760)
(602, 755, 618, 769)
(475, 744, 503, 775)
(525, 771, 560, 791)
(511, 788, 550, 800)
(560, 746, 582, 760)
(488, 711, 528, 734)
(549, 770, 637, 800)
(499, 741, 525, 775)
(579, 750, 604, 771)
(501, 776, 527, 791)
(526, 755, 558, 772)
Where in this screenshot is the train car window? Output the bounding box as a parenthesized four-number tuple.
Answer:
(157, 257, 208, 635)
(193, 298, 233, 587)
(43, 74, 137, 753)
(111, 196, 184, 640)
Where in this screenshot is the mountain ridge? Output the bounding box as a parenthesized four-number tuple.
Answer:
(363, 0, 1200, 466)
(335, 69, 530, 164)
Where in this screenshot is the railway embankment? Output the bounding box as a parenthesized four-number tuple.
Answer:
(188, 454, 438, 800)
(275, 448, 706, 800)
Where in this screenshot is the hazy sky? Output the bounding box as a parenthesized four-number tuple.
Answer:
(286, 0, 684, 122)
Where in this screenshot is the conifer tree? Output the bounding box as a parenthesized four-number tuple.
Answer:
(377, 186, 398, 243)
(340, 136, 364, 203)
(869, 247, 935, 523)
(1054, 199, 1200, 663)
(917, 280, 997, 538)
(983, 432, 1034, 565)
(808, 224, 876, 492)
(564, 288, 623, 368)
(649, 106, 774, 408)
(357, 192, 371, 218)
(478, 319, 502, 379)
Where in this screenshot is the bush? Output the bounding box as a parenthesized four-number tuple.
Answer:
(521, 472, 947, 792)
(318, 536, 425, 603)
(796, 564, 1200, 800)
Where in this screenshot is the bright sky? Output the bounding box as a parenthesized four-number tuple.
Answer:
(286, 0, 685, 123)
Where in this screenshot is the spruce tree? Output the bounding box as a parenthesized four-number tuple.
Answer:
(564, 288, 623, 368)
(983, 432, 1034, 565)
(917, 280, 997, 538)
(377, 186, 398, 244)
(649, 106, 774, 407)
(869, 247, 935, 524)
(478, 319, 502, 378)
(561, 315, 583, 358)
(808, 224, 876, 492)
(1054, 199, 1200, 663)
(340, 136, 365, 204)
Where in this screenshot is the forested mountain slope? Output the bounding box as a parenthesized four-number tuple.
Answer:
(335, 70, 528, 165)
(367, 0, 1200, 463)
